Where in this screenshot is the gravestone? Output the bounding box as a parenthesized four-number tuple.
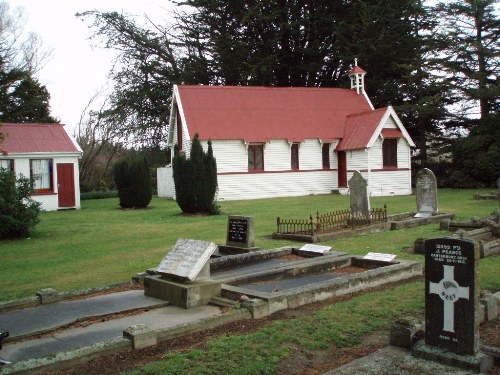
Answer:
(225, 215, 255, 248)
(415, 168, 438, 217)
(145, 238, 222, 308)
(424, 237, 479, 355)
(156, 238, 217, 281)
(348, 171, 370, 218)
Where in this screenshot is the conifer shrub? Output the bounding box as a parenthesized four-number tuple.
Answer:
(173, 134, 218, 214)
(0, 169, 42, 239)
(113, 156, 152, 208)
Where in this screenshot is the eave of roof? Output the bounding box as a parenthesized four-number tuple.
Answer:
(336, 108, 388, 151)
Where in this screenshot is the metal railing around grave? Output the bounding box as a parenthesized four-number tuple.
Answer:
(276, 205, 387, 236)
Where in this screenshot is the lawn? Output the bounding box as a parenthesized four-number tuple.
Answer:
(0, 188, 498, 302)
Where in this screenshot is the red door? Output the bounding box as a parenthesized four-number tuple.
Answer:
(57, 164, 76, 208)
(338, 151, 347, 187)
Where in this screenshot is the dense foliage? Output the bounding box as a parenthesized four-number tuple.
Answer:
(173, 134, 218, 214)
(113, 156, 152, 208)
(79, 0, 499, 187)
(0, 169, 41, 239)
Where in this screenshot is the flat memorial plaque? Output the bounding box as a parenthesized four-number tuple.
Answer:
(156, 238, 218, 281)
(363, 252, 396, 262)
(299, 244, 332, 254)
(425, 237, 479, 355)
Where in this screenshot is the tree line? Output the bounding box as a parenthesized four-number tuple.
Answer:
(1, 0, 498, 189)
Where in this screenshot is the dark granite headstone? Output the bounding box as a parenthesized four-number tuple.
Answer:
(415, 168, 438, 217)
(425, 237, 479, 355)
(348, 171, 370, 218)
(226, 216, 255, 248)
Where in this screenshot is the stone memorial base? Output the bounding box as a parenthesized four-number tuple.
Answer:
(412, 341, 494, 373)
(144, 275, 221, 309)
(217, 245, 260, 255)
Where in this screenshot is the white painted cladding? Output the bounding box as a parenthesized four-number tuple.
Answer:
(3, 154, 81, 211)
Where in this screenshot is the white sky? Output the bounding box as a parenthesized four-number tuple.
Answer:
(7, 0, 175, 133)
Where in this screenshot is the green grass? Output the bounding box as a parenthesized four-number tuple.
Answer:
(0, 189, 498, 301)
(123, 282, 425, 375)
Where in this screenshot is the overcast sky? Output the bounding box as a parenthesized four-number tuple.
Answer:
(8, 0, 174, 133)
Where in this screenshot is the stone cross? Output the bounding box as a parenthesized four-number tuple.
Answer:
(415, 168, 438, 217)
(429, 265, 469, 333)
(348, 171, 370, 218)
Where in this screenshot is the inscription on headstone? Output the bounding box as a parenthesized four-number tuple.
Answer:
(156, 238, 217, 281)
(299, 244, 332, 254)
(415, 168, 438, 217)
(425, 237, 479, 355)
(363, 252, 396, 262)
(348, 171, 370, 218)
(226, 216, 255, 248)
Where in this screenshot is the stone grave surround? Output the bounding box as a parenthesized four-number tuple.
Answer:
(415, 168, 438, 217)
(424, 237, 479, 355)
(348, 171, 370, 218)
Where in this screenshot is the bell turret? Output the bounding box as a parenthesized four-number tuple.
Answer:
(348, 58, 367, 95)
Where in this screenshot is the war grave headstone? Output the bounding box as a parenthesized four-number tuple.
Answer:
(348, 171, 370, 225)
(413, 237, 493, 372)
(415, 168, 438, 218)
(144, 238, 222, 308)
(218, 215, 259, 254)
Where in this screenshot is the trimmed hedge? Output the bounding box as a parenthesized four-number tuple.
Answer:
(173, 134, 218, 214)
(113, 156, 153, 208)
(80, 190, 119, 200)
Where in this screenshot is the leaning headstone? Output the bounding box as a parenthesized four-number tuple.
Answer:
(348, 171, 370, 219)
(156, 238, 217, 281)
(415, 168, 438, 217)
(424, 237, 479, 355)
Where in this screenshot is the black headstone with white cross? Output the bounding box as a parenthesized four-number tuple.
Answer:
(424, 237, 479, 355)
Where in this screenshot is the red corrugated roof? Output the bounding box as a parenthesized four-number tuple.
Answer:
(381, 128, 403, 138)
(336, 108, 388, 151)
(350, 66, 366, 74)
(177, 86, 372, 143)
(0, 123, 81, 154)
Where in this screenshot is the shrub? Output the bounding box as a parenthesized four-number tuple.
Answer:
(173, 134, 218, 214)
(80, 190, 119, 200)
(0, 169, 42, 239)
(113, 156, 152, 208)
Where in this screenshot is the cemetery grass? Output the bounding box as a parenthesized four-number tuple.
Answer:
(0, 189, 498, 302)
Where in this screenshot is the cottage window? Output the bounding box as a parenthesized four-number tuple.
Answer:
(0, 159, 14, 172)
(248, 144, 264, 171)
(322, 143, 330, 169)
(382, 139, 398, 168)
(291, 143, 299, 170)
(30, 159, 53, 191)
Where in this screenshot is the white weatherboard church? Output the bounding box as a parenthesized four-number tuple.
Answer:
(158, 63, 415, 201)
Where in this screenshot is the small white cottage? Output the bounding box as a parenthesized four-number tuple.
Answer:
(159, 65, 415, 200)
(0, 123, 83, 211)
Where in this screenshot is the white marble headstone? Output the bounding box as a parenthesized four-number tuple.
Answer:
(299, 244, 332, 254)
(156, 238, 218, 281)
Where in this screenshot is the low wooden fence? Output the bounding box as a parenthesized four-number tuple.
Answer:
(276, 205, 387, 236)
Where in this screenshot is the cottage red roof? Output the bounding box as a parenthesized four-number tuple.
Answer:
(381, 128, 403, 138)
(336, 108, 388, 151)
(176, 85, 372, 143)
(349, 66, 366, 74)
(0, 123, 81, 154)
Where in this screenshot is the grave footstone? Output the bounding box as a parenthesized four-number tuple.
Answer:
(415, 168, 438, 217)
(348, 171, 370, 220)
(424, 237, 479, 355)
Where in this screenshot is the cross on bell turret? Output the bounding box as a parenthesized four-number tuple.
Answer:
(348, 59, 367, 95)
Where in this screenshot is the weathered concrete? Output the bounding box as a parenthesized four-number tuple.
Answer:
(144, 275, 221, 309)
(412, 341, 494, 373)
(123, 324, 158, 349)
(390, 318, 424, 349)
(323, 345, 481, 375)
